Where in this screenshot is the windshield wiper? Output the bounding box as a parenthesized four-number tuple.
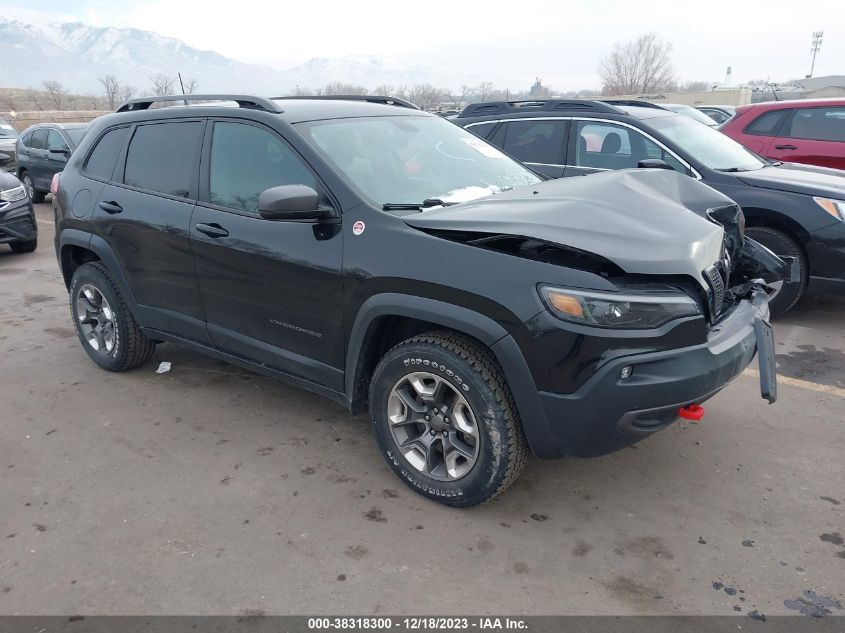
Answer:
(716, 167, 751, 173)
(382, 198, 448, 211)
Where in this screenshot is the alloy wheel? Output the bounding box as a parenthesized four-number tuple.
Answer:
(76, 284, 116, 354)
(387, 371, 480, 481)
(22, 174, 34, 199)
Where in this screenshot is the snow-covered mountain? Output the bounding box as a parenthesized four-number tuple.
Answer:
(0, 12, 482, 95)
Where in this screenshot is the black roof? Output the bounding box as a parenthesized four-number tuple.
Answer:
(456, 99, 679, 122)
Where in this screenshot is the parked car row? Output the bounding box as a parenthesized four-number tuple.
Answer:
(457, 98, 845, 315)
(0, 152, 38, 254)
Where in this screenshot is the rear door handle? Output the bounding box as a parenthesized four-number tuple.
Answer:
(196, 223, 229, 238)
(98, 201, 123, 214)
(775, 144, 797, 150)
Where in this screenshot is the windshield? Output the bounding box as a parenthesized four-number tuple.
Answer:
(649, 115, 767, 172)
(300, 115, 540, 207)
(0, 124, 18, 139)
(65, 127, 88, 146)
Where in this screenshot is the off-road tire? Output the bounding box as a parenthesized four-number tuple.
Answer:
(10, 239, 37, 253)
(20, 171, 45, 203)
(369, 330, 528, 507)
(69, 262, 156, 371)
(745, 226, 807, 317)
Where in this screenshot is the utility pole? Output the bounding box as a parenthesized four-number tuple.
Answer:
(808, 31, 823, 78)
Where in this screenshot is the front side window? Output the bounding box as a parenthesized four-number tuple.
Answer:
(575, 122, 638, 169)
(30, 129, 48, 150)
(466, 122, 496, 139)
(85, 127, 129, 181)
(47, 129, 68, 152)
(124, 121, 203, 197)
(785, 107, 845, 142)
(502, 120, 566, 165)
(641, 137, 687, 173)
(209, 122, 316, 214)
(301, 115, 540, 207)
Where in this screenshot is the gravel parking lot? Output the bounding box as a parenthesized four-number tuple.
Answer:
(1, 203, 843, 617)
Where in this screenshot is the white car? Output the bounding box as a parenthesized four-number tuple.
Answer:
(0, 121, 19, 161)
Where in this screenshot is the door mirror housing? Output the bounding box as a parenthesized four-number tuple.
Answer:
(48, 145, 70, 157)
(258, 185, 331, 221)
(638, 159, 675, 171)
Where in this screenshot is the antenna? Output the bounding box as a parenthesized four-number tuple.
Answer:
(177, 72, 187, 106)
(808, 31, 823, 78)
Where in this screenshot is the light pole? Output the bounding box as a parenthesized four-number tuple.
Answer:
(808, 31, 823, 78)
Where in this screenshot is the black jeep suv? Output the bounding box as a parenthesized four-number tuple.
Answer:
(53, 94, 786, 506)
(456, 99, 845, 316)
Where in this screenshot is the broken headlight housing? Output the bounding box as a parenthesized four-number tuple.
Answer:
(539, 285, 701, 329)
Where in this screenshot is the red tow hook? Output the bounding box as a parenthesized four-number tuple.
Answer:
(678, 404, 705, 421)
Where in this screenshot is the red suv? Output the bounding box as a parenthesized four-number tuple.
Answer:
(720, 98, 845, 170)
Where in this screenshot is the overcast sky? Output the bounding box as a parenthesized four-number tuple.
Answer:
(7, 0, 844, 90)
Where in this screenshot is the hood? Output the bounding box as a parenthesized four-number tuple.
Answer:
(738, 163, 845, 198)
(405, 169, 729, 290)
(0, 168, 21, 191)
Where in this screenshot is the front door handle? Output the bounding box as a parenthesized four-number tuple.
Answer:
(775, 144, 797, 150)
(98, 201, 123, 214)
(196, 223, 229, 238)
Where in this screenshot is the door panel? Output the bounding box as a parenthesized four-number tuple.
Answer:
(93, 185, 207, 342)
(43, 129, 69, 188)
(191, 208, 344, 388)
(27, 129, 49, 187)
(193, 119, 344, 390)
(90, 119, 208, 343)
(769, 107, 845, 169)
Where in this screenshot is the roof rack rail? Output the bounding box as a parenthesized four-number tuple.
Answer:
(115, 94, 284, 113)
(457, 99, 624, 118)
(598, 100, 667, 110)
(272, 94, 420, 110)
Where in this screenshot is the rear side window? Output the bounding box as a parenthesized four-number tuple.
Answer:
(85, 127, 129, 181)
(124, 122, 203, 197)
(466, 122, 496, 139)
(20, 131, 32, 147)
(502, 120, 567, 165)
(208, 121, 316, 214)
(785, 107, 845, 142)
(745, 110, 787, 136)
(30, 129, 48, 150)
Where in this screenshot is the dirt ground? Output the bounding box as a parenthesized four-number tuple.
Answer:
(0, 203, 842, 617)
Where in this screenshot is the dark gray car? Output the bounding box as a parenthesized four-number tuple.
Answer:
(16, 123, 89, 202)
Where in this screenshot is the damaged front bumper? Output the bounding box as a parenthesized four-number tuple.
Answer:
(515, 290, 775, 459)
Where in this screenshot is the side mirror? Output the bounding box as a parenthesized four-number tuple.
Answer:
(638, 159, 675, 171)
(258, 185, 330, 221)
(48, 145, 70, 157)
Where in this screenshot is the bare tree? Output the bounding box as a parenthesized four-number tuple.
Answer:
(149, 73, 176, 96)
(322, 82, 367, 95)
(119, 85, 135, 103)
(43, 80, 68, 109)
(406, 84, 450, 111)
(454, 85, 472, 109)
(599, 33, 675, 96)
(473, 81, 495, 102)
(373, 84, 395, 97)
(99, 74, 121, 109)
(181, 76, 199, 94)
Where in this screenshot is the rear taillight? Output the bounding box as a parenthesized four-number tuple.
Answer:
(50, 173, 61, 195)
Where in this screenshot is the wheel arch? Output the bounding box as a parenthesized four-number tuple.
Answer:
(742, 207, 811, 254)
(59, 231, 145, 326)
(345, 294, 549, 455)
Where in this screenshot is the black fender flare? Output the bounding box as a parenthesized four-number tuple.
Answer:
(345, 293, 551, 455)
(59, 230, 146, 327)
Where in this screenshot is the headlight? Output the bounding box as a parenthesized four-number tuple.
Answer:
(814, 197, 845, 221)
(539, 285, 701, 329)
(0, 184, 27, 203)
